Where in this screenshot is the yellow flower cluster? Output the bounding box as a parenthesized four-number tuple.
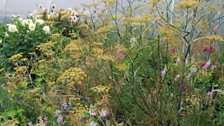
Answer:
(57, 67, 86, 85)
(34, 124, 45, 126)
(116, 63, 129, 71)
(100, 0, 116, 4)
(149, 0, 161, 6)
(160, 26, 181, 46)
(93, 48, 104, 56)
(3, 120, 19, 126)
(175, 0, 200, 10)
(115, 44, 127, 52)
(63, 41, 81, 59)
(21, 58, 28, 62)
(125, 14, 152, 26)
(51, 33, 61, 39)
(108, 0, 116, 4)
(64, 42, 79, 52)
(98, 54, 115, 62)
(36, 41, 56, 57)
(192, 35, 224, 44)
(57, 9, 76, 22)
(74, 103, 88, 117)
(14, 66, 27, 73)
(97, 24, 115, 34)
(132, 14, 152, 22)
(28, 52, 37, 56)
(9, 53, 23, 62)
(186, 95, 200, 106)
(91, 85, 110, 93)
(207, 35, 224, 41)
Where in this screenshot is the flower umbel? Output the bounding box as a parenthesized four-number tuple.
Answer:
(29, 22, 36, 31)
(7, 24, 18, 33)
(43, 26, 50, 34)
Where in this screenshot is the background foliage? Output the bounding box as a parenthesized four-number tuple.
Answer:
(1, 0, 224, 125)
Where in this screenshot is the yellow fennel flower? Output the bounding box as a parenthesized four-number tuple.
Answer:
(175, 0, 200, 10)
(9, 53, 23, 62)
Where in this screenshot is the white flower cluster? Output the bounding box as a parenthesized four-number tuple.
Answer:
(28, 22, 36, 31)
(43, 26, 50, 34)
(7, 24, 18, 33)
(6, 18, 50, 34)
(36, 19, 45, 25)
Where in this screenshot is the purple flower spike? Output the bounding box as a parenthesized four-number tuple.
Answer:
(39, 119, 44, 124)
(115, 50, 124, 60)
(57, 117, 64, 124)
(207, 92, 212, 98)
(100, 110, 107, 118)
(90, 122, 97, 126)
(28, 122, 33, 126)
(90, 109, 97, 116)
(44, 116, 48, 121)
(61, 103, 68, 109)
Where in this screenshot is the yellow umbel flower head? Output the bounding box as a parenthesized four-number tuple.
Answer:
(57, 67, 86, 85)
(175, 0, 200, 10)
(91, 85, 110, 94)
(9, 53, 23, 62)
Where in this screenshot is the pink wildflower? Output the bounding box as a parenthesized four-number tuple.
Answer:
(170, 48, 175, 54)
